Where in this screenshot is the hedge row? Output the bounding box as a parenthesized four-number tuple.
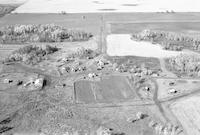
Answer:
(0, 24, 92, 44)
(4, 45, 58, 65)
(132, 29, 200, 51)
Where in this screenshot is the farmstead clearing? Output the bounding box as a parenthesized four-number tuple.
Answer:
(0, 4, 200, 135)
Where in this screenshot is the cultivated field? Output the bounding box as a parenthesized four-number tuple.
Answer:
(111, 22, 200, 34)
(170, 95, 200, 135)
(2, 13, 200, 35)
(0, 13, 103, 35)
(74, 75, 138, 103)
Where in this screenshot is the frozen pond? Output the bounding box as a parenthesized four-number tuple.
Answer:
(106, 34, 195, 58)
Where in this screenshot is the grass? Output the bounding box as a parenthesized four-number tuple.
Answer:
(74, 75, 137, 103)
(106, 56, 161, 70)
(157, 78, 200, 99)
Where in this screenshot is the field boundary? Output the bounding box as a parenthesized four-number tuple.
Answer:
(107, 20, 200, 24)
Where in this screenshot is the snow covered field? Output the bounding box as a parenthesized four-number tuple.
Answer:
(0, 0, 27, 4)
(11, 0, 200, 13)
(106, 34, 196, 58)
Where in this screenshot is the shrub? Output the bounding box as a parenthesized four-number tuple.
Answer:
(4, 45, 58, 65)
(68, 47, 99, 59)
(167, 54, 200, 76)
(163, 43, 183, 51)
(61, 11, 67, 15)
(0, 24, 93, 44)
(132, 29, 199, 51)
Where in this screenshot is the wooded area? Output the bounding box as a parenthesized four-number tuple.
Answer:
(132, 29, 200, 51)
(0, 24, 93, 44)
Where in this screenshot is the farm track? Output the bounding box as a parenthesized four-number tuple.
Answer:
(76, 73, 200, 123)
(151, 78, 170, 122)
(80, 87, 200, 108)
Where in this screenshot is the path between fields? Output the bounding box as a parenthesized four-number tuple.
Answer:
(151, 78, 170, 122)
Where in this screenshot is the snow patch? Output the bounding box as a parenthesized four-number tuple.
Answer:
(106, 34, 196, 58)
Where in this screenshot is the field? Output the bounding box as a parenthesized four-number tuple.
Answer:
(74, 75, 138, 104)
(0, 0, 27, 4)
(111, 22, 200, 34)
(170, 95, 200, 135)
(0, 38, 98, 62)
(88, 105, 166, 135)
(1, 12, 200, 135)
(2, 13, 200, 35)
(0, 13, 103, 35)
(156, 78, 200, 99)
(11, 0, 200, 13)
